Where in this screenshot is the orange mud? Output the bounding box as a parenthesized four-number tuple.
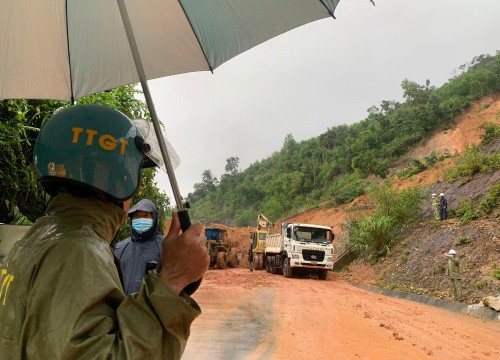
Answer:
(184, 269, 500, 360)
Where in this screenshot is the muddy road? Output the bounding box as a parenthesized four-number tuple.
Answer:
(183, 269, 499, 360)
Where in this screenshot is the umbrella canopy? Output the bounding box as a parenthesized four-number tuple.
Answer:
(0, 0, 339, 101)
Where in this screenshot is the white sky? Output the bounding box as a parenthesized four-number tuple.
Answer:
(147, 0, 500, 204)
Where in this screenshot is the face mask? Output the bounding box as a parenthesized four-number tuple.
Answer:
(132, 218, 154, 234)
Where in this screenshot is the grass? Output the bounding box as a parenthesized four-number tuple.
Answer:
(454, 183, 500, 222)
(453, 236, 472, 246)
(446, 146, 500, 183)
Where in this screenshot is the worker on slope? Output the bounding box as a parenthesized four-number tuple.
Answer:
(431, 193, 440, 220)
(439, 193, 448, 221)
(0, 105, 209, 359)
(445, 249, 462, 301)
(114, 198, 163, 295)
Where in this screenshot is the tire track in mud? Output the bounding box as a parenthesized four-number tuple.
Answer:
(183, 287, 277, 360)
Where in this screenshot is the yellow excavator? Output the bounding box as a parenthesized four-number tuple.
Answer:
(249, 214, 273, 270)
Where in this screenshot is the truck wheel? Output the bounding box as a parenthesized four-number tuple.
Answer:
(318, 269, 328, 280)
(283, 258, 293, 278)
(216, 252, 227, 270)
(256, 254, 264, 270)
(271, 257, 278, 274)
(265, 257, 271, 273)
(259, 254, 265, 270)
(253, 255, 260, 270)
(227, 252, 238, 268)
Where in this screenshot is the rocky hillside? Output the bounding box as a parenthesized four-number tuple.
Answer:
(365, 217, 499, 303)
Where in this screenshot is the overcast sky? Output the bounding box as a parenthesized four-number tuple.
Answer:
(147, 0, 500, 203)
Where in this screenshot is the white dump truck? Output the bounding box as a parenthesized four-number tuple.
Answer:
(264, 222, 334, 280)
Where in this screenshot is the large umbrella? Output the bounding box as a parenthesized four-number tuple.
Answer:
(0, 0, 343, 292)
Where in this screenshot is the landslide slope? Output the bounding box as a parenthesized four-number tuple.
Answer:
(291, 94, 500, 302)
(199, 95, 499, 302)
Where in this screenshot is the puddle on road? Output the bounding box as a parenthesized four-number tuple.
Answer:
(183, 288, 277, 360)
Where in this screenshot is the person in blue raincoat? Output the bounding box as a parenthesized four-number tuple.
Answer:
(439, 193, 448, 221)
(114, 199, 164, 295)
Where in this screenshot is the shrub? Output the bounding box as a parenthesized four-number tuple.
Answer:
(369, 182, 422, 224)
(454, 184, 500, 222)
(455, 199, 480, 222)
(478, 183, 500, 214)
(479, 122, 500, 144)
(423, 151, 449, 167)
(453, 236, 472, 246)
(492, 268, 500, 280)
(397, 159, 427, 178)
(346, 183, 422, 259)
(346, 215, 396, 258)
(447, 147, 500, 182)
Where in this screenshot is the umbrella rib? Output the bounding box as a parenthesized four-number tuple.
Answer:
(65, 0, 75, 103)
(318, 0, 337, 19)
(176, 0, 213, 73)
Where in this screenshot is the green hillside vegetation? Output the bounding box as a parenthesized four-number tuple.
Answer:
(188, 52, 500, 226)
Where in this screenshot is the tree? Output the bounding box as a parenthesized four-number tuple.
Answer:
(0, 86, 170, 225)
(224, 156, 240, 175)
(187, 52, 500, 224)
(202, 169, 219, 191)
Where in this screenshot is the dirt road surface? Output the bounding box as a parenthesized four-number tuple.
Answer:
(183, 269, 500, 360)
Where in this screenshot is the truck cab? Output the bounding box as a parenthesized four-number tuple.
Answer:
(265, 222, 334, 280)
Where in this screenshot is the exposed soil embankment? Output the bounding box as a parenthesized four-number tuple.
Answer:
(406, 94, 500, 159)
(346, 218, 500, 303)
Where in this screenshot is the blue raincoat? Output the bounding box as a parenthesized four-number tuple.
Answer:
(114, 199, 163, 295)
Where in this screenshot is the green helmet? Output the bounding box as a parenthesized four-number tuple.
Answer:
(34, 104, 159, 202)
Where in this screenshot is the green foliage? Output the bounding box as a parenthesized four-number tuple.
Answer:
(455, 183, 500, 222)
(491, 269, 500, 280)
(478, 182, 500, 214)
(447, 147, 500, 183)
(0, 86, 170, 227)
(423, 151, 448, 167)
(455, 199, 480, 222)
(235, 208, 257, 227)
(347, 215, 396, 258)
(346, 183, 422, 259)
(491, 261, 500, 280)
(479, 122, 500, 144)
(396, 152, 449, 179)
(369, 181, 422, 224)
(224, 156, 240, 175)
(453, 236, 472, 246)
(188, 52, 500, 224)
(1, 99, 66, 223)
(326, 173, 366, 206)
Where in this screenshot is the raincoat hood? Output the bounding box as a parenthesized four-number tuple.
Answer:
(47, 193, 127, 244)
(128, 199, 159, 242)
